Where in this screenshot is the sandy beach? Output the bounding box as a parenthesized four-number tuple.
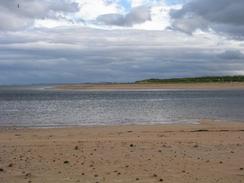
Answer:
(56, 82, 244, 91)
(0, 121, 244, 183)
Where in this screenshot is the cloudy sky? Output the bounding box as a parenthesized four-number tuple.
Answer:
(0, 0, 244, 84)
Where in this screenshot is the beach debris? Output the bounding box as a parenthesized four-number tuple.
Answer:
(64, 160, 69, 164)
(0, 168, 4, 172)
(25, 173, 31, 178)
(191, 129, 209, 132)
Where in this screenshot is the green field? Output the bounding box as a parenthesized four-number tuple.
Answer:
(135, 76, 244, 84)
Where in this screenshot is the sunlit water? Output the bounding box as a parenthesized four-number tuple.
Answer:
(0, 86, 244, 127)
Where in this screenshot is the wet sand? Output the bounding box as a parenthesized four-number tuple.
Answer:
(0, 121, 244, 183)
(56, 82, 244, 91)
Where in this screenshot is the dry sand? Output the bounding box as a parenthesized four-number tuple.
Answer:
(0, 121, 244, 183)
(56, 82, 244, 91)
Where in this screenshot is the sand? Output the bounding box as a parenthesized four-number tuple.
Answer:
(0, 121, 244, 183)
(55, 82, 244, 91)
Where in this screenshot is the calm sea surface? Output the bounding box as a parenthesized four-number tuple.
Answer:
(0, 86, 244, 127)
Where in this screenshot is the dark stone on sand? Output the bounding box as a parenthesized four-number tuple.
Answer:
(240, 168, 243, 170)
(74, 146, 79, 150)
(192, 129, 209, 132)
(153, 174, 157, 177)
(94, 174, 98, 177)
(130, 144, 134, 147)
(193, 144, 199, 148)
(0, 168, 3, 172)
(8, 163, 13, 167)
(136, 178, 139, 181)
(219, 161, 223, 164)
(64, 160, 69, 164)
(159, 178, 164, 182)
(25, 173, 31, 177)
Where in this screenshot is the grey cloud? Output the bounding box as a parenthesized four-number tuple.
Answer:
(0, 0, 79, 31)
(1, 27, 244, 84)
(218, 50, 244, 60)
(170, 0, 244, 38)
(96, 6, 151, 26)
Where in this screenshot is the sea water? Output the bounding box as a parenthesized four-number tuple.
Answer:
(0, 86, 244, 127)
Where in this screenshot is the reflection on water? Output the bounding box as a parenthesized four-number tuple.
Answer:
(0, 86, 244, 127)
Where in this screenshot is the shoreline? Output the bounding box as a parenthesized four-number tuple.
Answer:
(1, 120, 244, 183)
(55, 82, 244, 91)
(2, 118, 244, 130)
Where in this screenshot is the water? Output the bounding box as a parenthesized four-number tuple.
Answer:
(0, 86, 244, 127)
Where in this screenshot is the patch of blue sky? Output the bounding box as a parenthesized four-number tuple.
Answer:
(117, 0, 131, 10)
(165, 0, 185, 5)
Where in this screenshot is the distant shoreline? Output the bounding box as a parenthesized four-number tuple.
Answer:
(55, 82, 244, 91)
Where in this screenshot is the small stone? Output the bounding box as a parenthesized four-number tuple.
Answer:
(130, 144, 134, 147)
(240, 168, 243, 170)
(159, 178, 164, 182)
(153, 174, 157, 177)
(64, 160, 69, 164)
(25, 173, 31, 177)
(219, 161, 223, 164)
(136, 178, 139, 181)
(8, 163, 13, 167)
(0, 168, 4, 172)
(74, 146, 79, 150)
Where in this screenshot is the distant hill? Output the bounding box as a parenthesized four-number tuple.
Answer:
(135, 76, 244, 84)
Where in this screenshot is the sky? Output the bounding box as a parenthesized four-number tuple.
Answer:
(0, 0, 244, 84)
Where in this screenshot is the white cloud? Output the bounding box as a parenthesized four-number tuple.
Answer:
(74, 0, 123, 20)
